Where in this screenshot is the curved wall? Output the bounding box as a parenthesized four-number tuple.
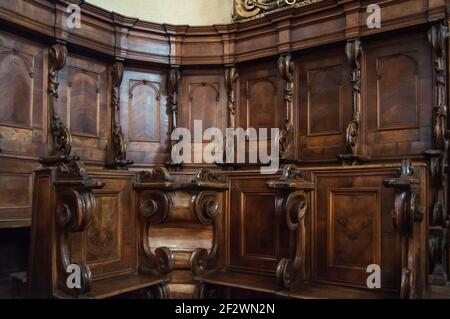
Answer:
(86, 0, 233, 25)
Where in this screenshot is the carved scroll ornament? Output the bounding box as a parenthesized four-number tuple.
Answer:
(426, 22, 449, 284)
(268, 165, 314, 289)
(233, 0, 324, 21)
(108, 61, 133, 168)
(137, 189, 175, 276)
(190, 191, 221, 276)
(167, 67, 181, 130)
(384, 160, 424, 298)
(43, 43, 74, 164)
(54, 160, 104, 297)
(345, 39, 362, 156)
(278, 54, 295, 160)
(225, 66, 239, 128)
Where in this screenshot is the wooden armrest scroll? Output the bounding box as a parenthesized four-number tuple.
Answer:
(383, 159, 424, 299)
(267, 165, 314, 290)
(54, 160, 104, 297)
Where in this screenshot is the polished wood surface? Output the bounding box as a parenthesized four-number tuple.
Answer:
(0, 0, 448, 299)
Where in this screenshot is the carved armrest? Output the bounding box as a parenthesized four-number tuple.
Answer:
(54, 160, 104, 296)
(383, 159, 425, 299)
(135, 168, 228, 278)
(267, 165, 314, 290)
(135, 168, 175, 276)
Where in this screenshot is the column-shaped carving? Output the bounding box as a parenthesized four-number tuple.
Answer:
(425, 22, 449, 284)
(278, 54, 295, 160)
(339, 39, 364, 165)
(225, 66, 239, 129)
(384, 160, 425, 299)
(267, 165, 314, 290)
(167, 67, 181, 132)
(107, 61, 133, 169)
(54, 160, 105, 297)
(41, 43, 74, 164)
(166, 67, 181, 169)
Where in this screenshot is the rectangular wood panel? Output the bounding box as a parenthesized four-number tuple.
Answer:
(229, 176, 290, 275)
(298, 46, 352, 161)
(365, 32, 432, 157)
(313, 168, 400, 290)
(121, 68, 169, 166)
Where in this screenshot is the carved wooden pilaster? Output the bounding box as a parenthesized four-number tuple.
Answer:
(339, 39, 367, 166)
(54, 160, 104, 297)
(278, 54, 295, 160)
(384, 160, 425, 298)
(166, 67, 181, 169)
(107, 61, 133, 169)
(425, 22, 449, 284)
(267, 165, 314, 289)
(167, 67, 181, 132)
(41, 43, 75, 165)
(225, 66, 239, 129)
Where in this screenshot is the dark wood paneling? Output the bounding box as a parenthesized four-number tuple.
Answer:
(69, 173, 136, 280)
(0, 30, 45, 228)
(228, 176, 290, 274)
(120, 68, 169, 166)
(179, 70, 227, 163)
(55, 54, 109, 164)
(313, 168, 400, 290)
(298, 46, 352, 161)
(364, 32, 432, 158)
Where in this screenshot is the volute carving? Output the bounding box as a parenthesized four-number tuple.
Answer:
(167, 67, 181, 131)
(138, 189, 174, 276)
(278, 54, 295, 160)
(42, 43, 74, 164)
(339, 39, 364, 165)
(108, 61, 133, 168)
(233, 0, 324, 21)
(384, 159, 424, 298)
(54, 160, 104, 297)
(268, 165, 314, 289)
(425, 22, 449, 284)
(225, 66, 239, 129)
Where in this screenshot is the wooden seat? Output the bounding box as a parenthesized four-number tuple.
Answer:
(54, 273, 167, 299)
(200, 271, 282, 295)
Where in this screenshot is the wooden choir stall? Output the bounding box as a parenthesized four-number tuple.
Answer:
(0, 0, 449, 299)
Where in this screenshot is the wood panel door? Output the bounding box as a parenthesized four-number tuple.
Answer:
(179, 70, 227, 164)
(312, 167, 401, 290)
(228, 176, 291, 275)
(237, 61, 285, 162)
(298, 46, 352, 162)
(364, 32, 432, 158)
(120, 68, 169, 166)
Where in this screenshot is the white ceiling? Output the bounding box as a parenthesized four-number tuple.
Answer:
(86, 0, 234, 25)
